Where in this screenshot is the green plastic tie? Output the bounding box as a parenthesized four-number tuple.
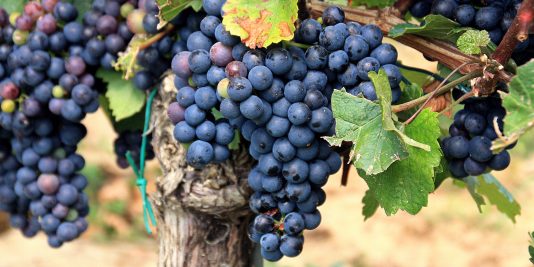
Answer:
(125, 88, 158, 234)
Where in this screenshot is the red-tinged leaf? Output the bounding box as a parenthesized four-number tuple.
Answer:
(222, 0, 298, 48)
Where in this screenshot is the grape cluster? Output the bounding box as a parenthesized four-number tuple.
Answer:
(113, 130, 155, 169)
(80, 0, 135, 70)
(126, 0, 195, 91)
(165, 3, 407, 260)
(409, 0, 532, 64)
(296, 7, 403, 102)
(168, 0, 241, 168)
(441, 93, 513, 178)
(0, 0, 138, 247)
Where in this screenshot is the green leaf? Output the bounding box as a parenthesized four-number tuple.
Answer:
(397, 81, 423, 105)
(464, 174, 521, 223)
(433, 156, 450, 190)
(113, 36, 146, 80)
(99, 95, 146, 133)
(97, 69, 146, 121)
(398, 63, 434, 87)
(0, 0, 26, 13)
(350, 0, 395, 8)
(369, 70, 430, 151)
(358, 109, 442, 215)
(389, 15, 468, 43)
(156, 0, 202, 25)
(222, 0, 298, 48)
(493, 61, 534, 151)
(362, 189, 379, 220)
(456, 30, 490, 55)
(325, 90, 408, 175)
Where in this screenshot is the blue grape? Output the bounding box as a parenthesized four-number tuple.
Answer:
(265, 48, 293, 76)
(356, 57, 380, 80)
(248, 66, 273, 91)
(370, 43, 397, 65)
(186, 140, 214, 168)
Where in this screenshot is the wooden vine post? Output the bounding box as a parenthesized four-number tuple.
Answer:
(150, 76, 257, 267)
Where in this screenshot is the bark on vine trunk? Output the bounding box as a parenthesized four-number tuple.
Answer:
(149, 75, 258, 267)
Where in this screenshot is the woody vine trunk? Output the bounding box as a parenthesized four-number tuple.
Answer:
(149, 75, 257, 267)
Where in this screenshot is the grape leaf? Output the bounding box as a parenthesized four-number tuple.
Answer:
(456, 30, 490, 55)
(362, 189, 379, 220)
(464, 174, 521, 223)
(398, 63, 434, 88)
(98, 95, 146, 133)
(350, 0, 395, 8)
(433, 156, 450, 190)
(325, 90, 408, 175)
(0, 0, 27, 13)
(97, 69, 146, 121)
(369, 70, 430, 151)
(156, 0, 202, 25)
(358, 109, 442, 215)
(222, 0, 298, 48)
(493, 61, 534, 151)
(389, 15, 468, 43)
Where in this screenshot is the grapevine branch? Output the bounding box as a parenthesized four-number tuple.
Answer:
(139, 24, 175, 50)
(492, 0, 534, 65)
(403, 61, 473, 124)
(308, 0, 484, 76)
(392, 70, 482, 113)
(474, 0, 533, 95)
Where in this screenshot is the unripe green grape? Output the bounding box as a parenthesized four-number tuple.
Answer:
(120, 3, 134, 18)
(52, 85, 65, 98)
(217, 78, 230, 99)
(9, 12, 20, 26)
(1, 99, 16, 113)
(12, 29, 28, 45)
(127, 10, 146, 34)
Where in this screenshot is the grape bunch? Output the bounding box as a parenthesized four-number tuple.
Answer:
(295, 7, 403, 102)
(409, 0, 532, 64)
(168, 1, 241, 167)
(441, 93, 513, 178)
(0, 0, 140, 247)
(126, 0, 205, 91)
(113, 130, 155, 169)
(80, 0, 136, 70)
(165, 2, 409, 260)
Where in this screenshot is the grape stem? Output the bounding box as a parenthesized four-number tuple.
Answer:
(404, 61, 474, 124)
(491, 0, 534, 65)
(437, 90, 475, 116)
(473, 0, 533, 95)
(392, 70, 482, 113)
(139, 24, 175, 50)
(340, 156, 350, 186)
